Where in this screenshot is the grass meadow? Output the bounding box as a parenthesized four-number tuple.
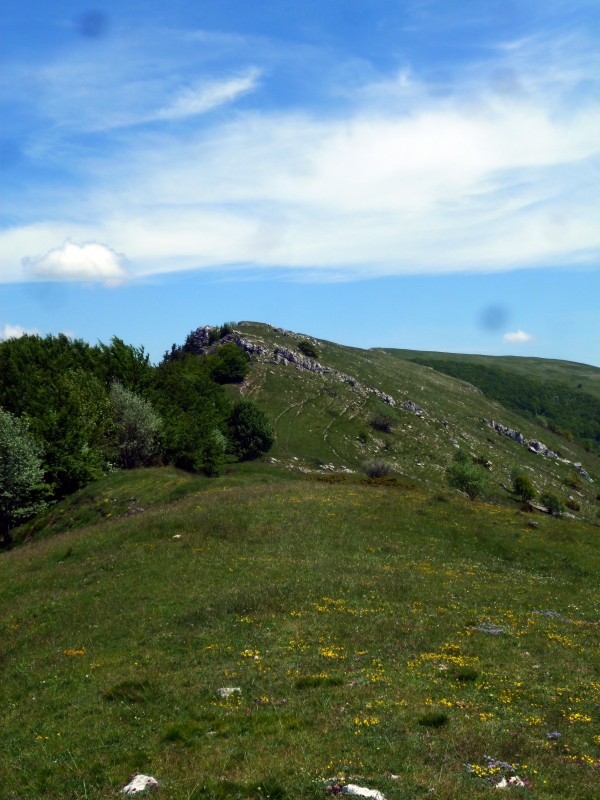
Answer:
(2, 468, 600, 799)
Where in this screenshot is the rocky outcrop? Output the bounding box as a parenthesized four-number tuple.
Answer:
(482, 419, 525, 444)
(235, 336, 270, 358)
(369, 388, 395, 406)
(403, 400, 424, 417)
(184, 324, 217, 354)
(527, 439, 559, 459)
(482, 419, 558, 457)
(574, 463, 593, 482)
(481, 419, 593, 480)
(273, 346, 325, 372)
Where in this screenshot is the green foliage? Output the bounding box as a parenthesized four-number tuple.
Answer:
(207, 322, 236, 344)
(0, 407, 47, 545)
(297, 340, 319, 359)
(564, 471, 583, 490)
(41, 369, 113, 495)
(219, 321, 237, 337)
(209, 343, 249, 384)
(541, 490, 566, 517)
(229, 400, 275, 461)
(370, 414, 394, 433)
(452, 448, 471, 465)
(152, 356, 230, 473)
(198, 429, 228, 477)
(96, 337, 153, 395)
(0, 334, 119, 496)
(511, 469, 537, 503)
(446, 459, 488, 500)
(109, 382, 163, 469)
(363, 459, 392, 478)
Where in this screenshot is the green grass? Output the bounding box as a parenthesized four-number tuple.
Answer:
(377, 348, 600, 401)
(230, 323, 600, 523)
(2, 467, 600, 799)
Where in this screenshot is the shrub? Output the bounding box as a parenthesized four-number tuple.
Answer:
(370, 414, 394, 434)
(219, 321, 237, 338)
(363, 459, 392, 478)
(298, 340, 319, 359)
(209, 343, 249, 384)
(540, 491, 566, 517)
(198, 429, 228, 477)
(229, 400, 275, 461)
(452, 448, 471, 466)
(511, 469, 536, 503)
(564, 471, 582, 490)
(446, 460, 487, 500)
(109, 382, 163, 469)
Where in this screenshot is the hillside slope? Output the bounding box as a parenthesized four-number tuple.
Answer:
(377, 349, 600, 401)
(2, 468, 600, 799)
(224, 323, 599, 521)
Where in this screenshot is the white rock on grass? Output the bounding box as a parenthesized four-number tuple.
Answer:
(121, 774, 158, 794)
(341, 785, 386, 800)
(216, 687, 241, 699)
(495, 776, 526, 789)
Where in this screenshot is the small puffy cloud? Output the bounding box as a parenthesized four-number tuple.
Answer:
(0, 323, 40, 341)
(22, 241, 129, 286)
(503, 330, 534, 343)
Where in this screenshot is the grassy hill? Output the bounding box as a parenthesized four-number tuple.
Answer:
(2, 467, 600, 799)
(227, 323, 600, 521)
(376, 350, 600, 402)
(2, 323, 600, 799)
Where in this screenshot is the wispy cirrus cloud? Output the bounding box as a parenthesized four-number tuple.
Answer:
(1, 25, 599, 284)
(3, 27, 262, 137)
(152, 69, 261, 122)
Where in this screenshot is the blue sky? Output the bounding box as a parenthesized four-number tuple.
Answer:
(1, 1, 599, 365)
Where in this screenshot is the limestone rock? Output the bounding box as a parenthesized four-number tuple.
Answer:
(369, 388, 395, 406)
(574, 463, 593, 482)
(341, 785, 386, 800)
(403, 400, 424, 415)
(121, 774, 158, 795)
(216, 687, 241, 699)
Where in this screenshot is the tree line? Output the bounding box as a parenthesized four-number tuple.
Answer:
(0, 328, 274, 545)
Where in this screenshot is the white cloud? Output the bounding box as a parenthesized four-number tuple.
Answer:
(2, 30, 599, 284)
(3, 30, 262, 134)
(153, 69, 261, 122)
(503, 330, 534, 343)
(22, 241, 129, 286)
(0, 323, 40, 341)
